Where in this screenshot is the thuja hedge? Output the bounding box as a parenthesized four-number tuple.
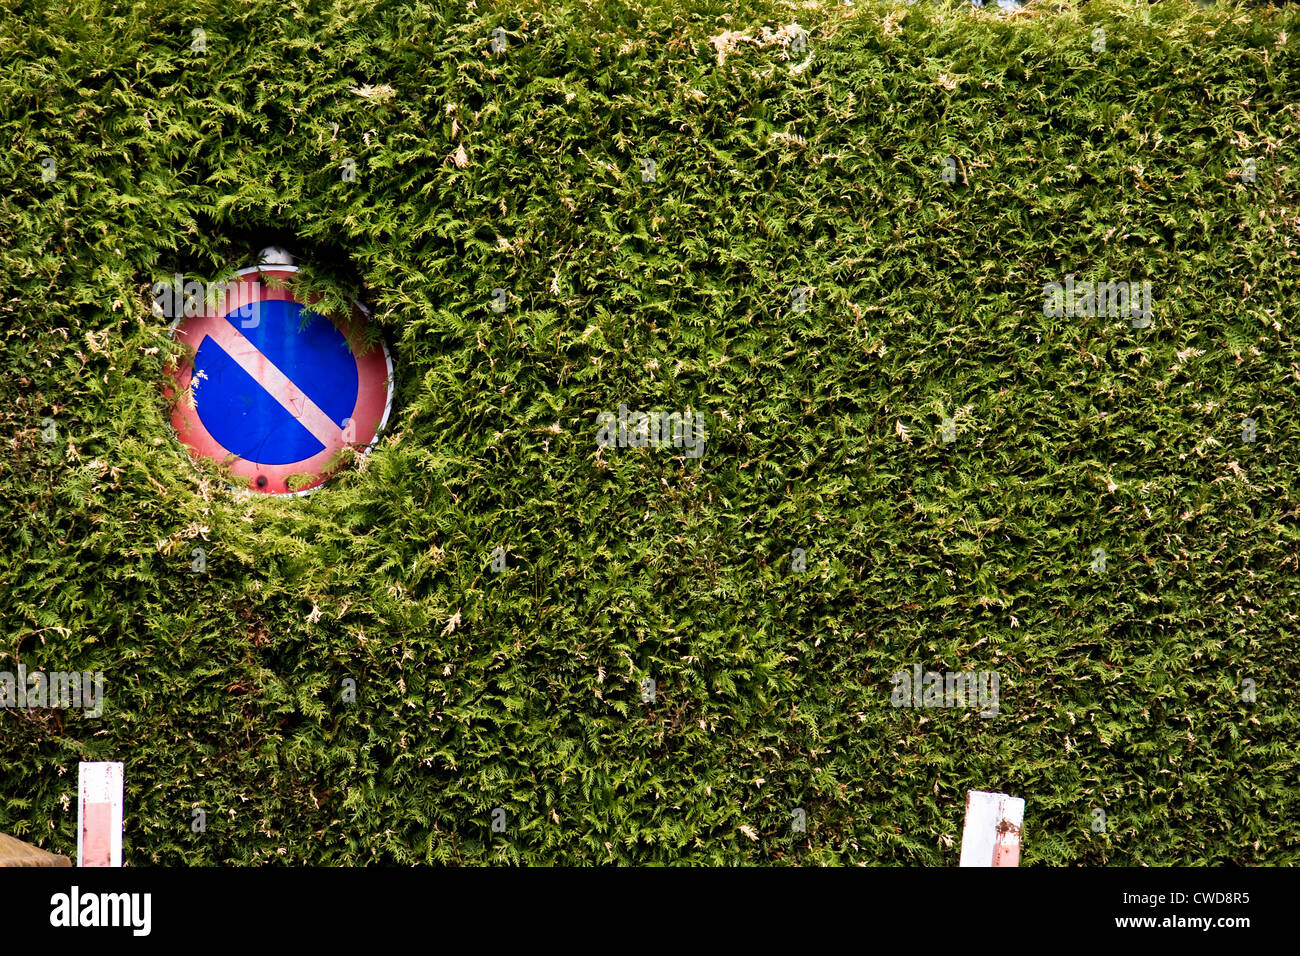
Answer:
(3, 0, 1299, 865)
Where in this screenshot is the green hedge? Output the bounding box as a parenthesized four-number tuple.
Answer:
(3, 0, 1299, 864)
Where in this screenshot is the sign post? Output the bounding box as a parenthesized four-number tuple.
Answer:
(78, 761, 123, 867)
(959, 789, 1024, 867)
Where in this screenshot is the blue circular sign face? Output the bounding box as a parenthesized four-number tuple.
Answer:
(170, 266, 393, 495)
(193, 300, 359, 465)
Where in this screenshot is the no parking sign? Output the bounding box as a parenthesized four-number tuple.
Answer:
(167, 256, 392, 495)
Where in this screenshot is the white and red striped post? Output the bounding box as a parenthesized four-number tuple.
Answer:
(77, 761, 123, 867)
(959, 789, 1023, 867)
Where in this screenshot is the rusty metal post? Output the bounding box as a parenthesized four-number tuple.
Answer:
(78, 762, 123, 867)
(959, 789, 1024, 867)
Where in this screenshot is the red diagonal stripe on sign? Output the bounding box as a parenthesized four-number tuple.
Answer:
(195, 318, 344, 451)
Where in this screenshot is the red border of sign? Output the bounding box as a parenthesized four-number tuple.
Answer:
(165, 266, 393, 496)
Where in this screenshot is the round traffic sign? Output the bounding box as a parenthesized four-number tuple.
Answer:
(168, 262, 392, 495)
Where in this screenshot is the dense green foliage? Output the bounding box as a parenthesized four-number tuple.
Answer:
(3, 0, 1299, 865)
